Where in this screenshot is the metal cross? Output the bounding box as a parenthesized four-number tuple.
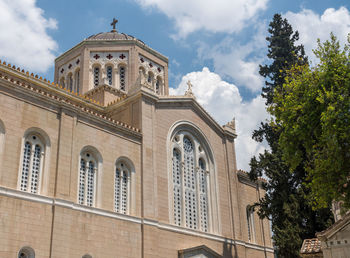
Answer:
(111, 18, 118, 32)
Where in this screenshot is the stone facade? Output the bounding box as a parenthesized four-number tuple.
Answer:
(0, 27, 273, 258)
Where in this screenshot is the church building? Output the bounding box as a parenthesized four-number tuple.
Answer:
(0, 20, 273, 258)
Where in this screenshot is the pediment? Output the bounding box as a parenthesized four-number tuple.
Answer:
(156, 96, 237, 140)
(178, 245, 222, 258)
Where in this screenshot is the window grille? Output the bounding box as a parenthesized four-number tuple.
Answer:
(78, 153, 96, 206)
(172, 149, 182, 226)
(247, 206, 255, 242)
(107, 66, 113, 86)
(20, 135, 43, 194)
(94, 67, 100, 87)
(119, 66, 126, 90)
(115, 161, 129, 214)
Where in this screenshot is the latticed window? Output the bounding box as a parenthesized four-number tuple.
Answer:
(171, 132, 210, 232)
(107, 66, 113, 86)
(79, 152, 97, 206)
(20, 134, 44, 194)
(93, 67, 100, 87)
(199, 159, 208, 232)
(115, 161, 130, 214)
(119, 66, 126, 90)
(247, 206, 255, 242)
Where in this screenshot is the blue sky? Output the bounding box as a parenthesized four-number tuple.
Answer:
(0, 0, 349, 170)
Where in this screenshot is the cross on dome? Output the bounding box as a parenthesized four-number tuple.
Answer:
(111, 18, 118, 32)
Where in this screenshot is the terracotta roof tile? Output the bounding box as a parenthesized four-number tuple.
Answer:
(301, 238, 322, 254)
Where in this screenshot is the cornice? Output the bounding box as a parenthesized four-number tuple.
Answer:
(157, 96, 237, 140)
(317, 212, 350, 240)
(237, 170, 266, 188)
(0, 61, 141, 138)
(55, 38, 169, 64)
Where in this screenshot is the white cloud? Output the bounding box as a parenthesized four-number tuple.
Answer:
(170, 67, 268, 171)
(285, 7, 350, 64)
(196, 23, 267, 92)
(0, 0, 58, 73)
(135, 0, 269, 38)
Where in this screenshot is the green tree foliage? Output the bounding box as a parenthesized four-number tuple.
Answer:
(272, 34, 350, 210)
(249, 14, 333, 257)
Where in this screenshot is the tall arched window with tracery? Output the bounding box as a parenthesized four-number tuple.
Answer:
(20, 134, 44, 194)
(171, 130, 211, 232)
(79, 152, 97, 206)
(114, 160, 130, 214)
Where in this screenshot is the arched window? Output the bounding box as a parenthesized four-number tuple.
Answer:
(171, 131, 210, 232)
(114, 160, 131, 214)
(74, 69, 80, 93)
(93, 67, 100, 87)
(247, 206, 255, 242)
(67, 73, 73, 91)
(79, 151, 97, 206)
(18, 246, 35, 258)
(119, 66, 126, 90)
(20, 134, 44, 194)
(82, 254, 92, 258)
(106, 66, 113, 86)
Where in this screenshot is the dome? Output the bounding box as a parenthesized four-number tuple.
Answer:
(86, 31, 145, 45)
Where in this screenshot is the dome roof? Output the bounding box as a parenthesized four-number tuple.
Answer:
(86, 31, 145, 45)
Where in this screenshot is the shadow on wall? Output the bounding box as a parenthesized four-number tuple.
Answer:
(222, 240, 236, 258)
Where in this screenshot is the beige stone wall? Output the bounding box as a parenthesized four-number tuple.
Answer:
(0, 69, 272, 257)
(0, 196, 53, 258)
(50, 206, 142, 258)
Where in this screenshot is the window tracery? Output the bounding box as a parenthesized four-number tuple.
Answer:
(20, 134, 44, 194)
(79, 152, 97, 206)
(171, 131, 210, 232)
(119, 66, 126, 90)
(106, 66, 113, 86)
(93, 67, 100, 87)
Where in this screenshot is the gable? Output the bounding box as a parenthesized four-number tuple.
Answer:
(178, 245, 222, 258)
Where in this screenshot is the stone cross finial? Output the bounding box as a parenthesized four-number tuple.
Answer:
(187, 80, 193, 91)
(185, 80, 195, 98)
(111, 18, 118, 32)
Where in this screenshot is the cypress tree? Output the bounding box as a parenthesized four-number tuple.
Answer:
(249, 14, 333, 257)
